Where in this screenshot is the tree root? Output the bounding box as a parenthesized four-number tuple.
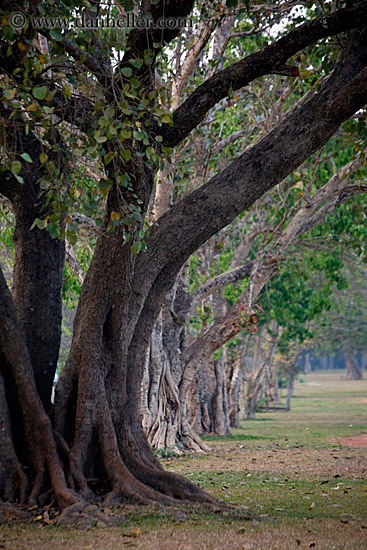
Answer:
(0, 501, 32, 524)
(57, 502, 115, 527)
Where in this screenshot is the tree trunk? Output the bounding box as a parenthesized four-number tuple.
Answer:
(213, 352, 231, 436)
(286, 365, 297, 410)
(304, 352, 312, 374)
(12, 188, 65, 412)
(268, 360, 281, 406)
(228, 335, 250, 428)
(345, 352, 363, 380)
(242, 331, 277, 419)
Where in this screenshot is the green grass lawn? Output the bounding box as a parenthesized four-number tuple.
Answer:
(1, 370, 367, 549)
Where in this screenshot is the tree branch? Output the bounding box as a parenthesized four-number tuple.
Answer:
(65, 241, 85, 284)
(211, 129, 247, 155)
(56, 39, 112, 88)
(172, 17, 214, 110)
(153, 3, 367, 146)
(189, 262, 253, 313)
(125, 0, 196, 57)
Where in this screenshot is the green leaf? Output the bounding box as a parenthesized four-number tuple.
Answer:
(104, 151, 116, 165)
(95, 135, 107, 143)
(161, 113, 172, 124)
(121, 149, 131, 162)
(32, 86, 48, 100)
(11, 160, 22, 174)
(50, 28, 62, 41)
(133, 130, 144, 141)
(120, 128, 132, 140)
(21, 153, 33, 163)
(39, 180, 49, 189)
(129, 58, 143, 69)
(30, 218, 48, 230)
(121, 67, 133, 78)
(3, 89, 16, 100)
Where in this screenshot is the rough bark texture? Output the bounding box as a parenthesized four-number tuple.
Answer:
(1, 130, 65, 412)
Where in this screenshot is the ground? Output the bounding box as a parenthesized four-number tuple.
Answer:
(1, 370, 366, 549)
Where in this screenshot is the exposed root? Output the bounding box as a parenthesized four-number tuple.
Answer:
(0, 501, 31, 524)
(28, 465, 46, 507)
(57, 502, 115, 527)
(122, 451, 220, 505)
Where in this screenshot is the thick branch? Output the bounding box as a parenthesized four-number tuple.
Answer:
(189, 262, 252, 313)
(53, 38, 111, 88)
(211, 129, 247, 155)
(172, 17, 214, 110)
(125, 0, 195, 57)
(154, 3, 367, 146)
(126, 26, 367, 418)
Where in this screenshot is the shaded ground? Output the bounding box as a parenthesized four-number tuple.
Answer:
(1, 370, 367, 549)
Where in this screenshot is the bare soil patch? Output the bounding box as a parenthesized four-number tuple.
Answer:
(337, 434, 367, 448)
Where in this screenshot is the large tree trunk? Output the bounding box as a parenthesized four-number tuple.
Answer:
(12, 187, 64, 412)
(141, 272, 209, 453)
(1, 129, 65, 412)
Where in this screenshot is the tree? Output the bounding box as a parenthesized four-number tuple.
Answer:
(310, 259, 367, 380)
(1, 0, 367, 519)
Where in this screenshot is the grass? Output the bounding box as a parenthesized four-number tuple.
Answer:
(1, 370, 367, 549)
